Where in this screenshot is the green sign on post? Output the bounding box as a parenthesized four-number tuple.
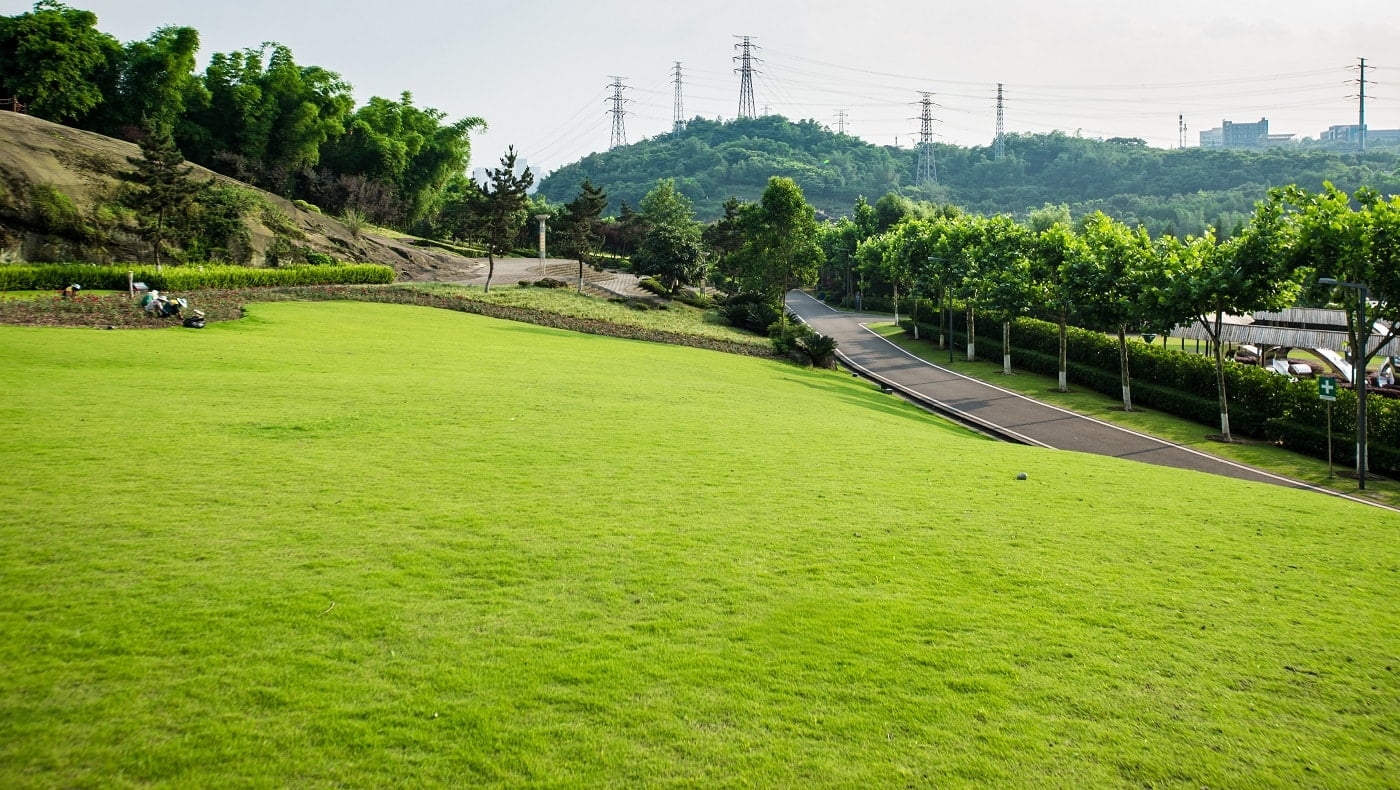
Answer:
(1318, 376, 1338, 401)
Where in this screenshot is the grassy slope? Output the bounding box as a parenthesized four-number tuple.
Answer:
(0, 302, 1395, 787)
(869, 323, 1400, 509)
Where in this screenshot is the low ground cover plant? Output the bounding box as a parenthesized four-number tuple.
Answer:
(0, 302, 1393, 786)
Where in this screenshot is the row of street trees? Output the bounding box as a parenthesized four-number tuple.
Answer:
(825, 184, 1400, 443)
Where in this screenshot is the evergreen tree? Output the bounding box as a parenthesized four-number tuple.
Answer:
(126, 126, 199, 266)
(557, 179, 607, 293)
(464, 146, 533, 292)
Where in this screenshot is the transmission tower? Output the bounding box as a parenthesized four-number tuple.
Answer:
(835, 109, 848, 135)
(606, 76, 630, 149)
(914, 92, 939, 184)
(672, 62, 685, 133)
(1178, 113, 1188, 148)
(993, 84, 1006, 160)
(734, 35, 761, 118)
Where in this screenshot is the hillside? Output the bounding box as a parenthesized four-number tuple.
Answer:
(538, 115, 1400, 234)
(0, 112, 478, 279)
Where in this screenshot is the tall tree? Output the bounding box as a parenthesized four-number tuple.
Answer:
(0, 1, 121, 122)
(125, 126, 200, 267)
(631, 179, 706, 292)
(1029, 222, 1086, 392)
(703, 196, 747, 293)
(735, 176, 824, 308)
(557, 179, 607, 293)
(1159, 203, 1301, 442)
(106, 26, 205, 138)
(1071, 212, 1160, 411)
(464, 146, 533, 292)
(971, 215, 1035, 375)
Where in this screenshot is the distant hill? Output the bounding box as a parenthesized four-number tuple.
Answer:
(538, 115, 1400, 236)
(0, 112, 477, 277)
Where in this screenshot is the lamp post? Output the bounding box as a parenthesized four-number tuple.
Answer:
(535, 214, 550, 278)
(1319, 277, 1369, 490)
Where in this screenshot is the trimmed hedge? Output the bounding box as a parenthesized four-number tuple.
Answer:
(0, 263, 396, 291)
(906, 314, 1400, 474)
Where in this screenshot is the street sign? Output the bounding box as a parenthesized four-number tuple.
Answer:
(1318, 376, 1338, 401)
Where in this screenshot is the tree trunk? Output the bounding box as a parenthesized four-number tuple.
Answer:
(912, 290, 920, 339)
(577, 258, 584, 294)
(1057, 312, 1068, 392)
(893, 283, 899, 325)
(966, 304, 976, 361)
(1002, 320, 1012, 375)
(484, 252, 495, 293)
(1117, 326, 1133, 412)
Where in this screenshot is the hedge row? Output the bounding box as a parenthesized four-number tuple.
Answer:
(0, 263, 397, 291)
(907, 313, 1400, 474)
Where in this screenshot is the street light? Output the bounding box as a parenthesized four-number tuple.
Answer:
(1319, 277, 1370, 490)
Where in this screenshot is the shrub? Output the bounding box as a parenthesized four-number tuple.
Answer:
(291, 199, 322, 214)
(637, 277, 671, 297)
(533, 277, 570, 289)
(796, 333, 839, 368)
(29, 185, 89, 238)
(304, 251, 336, 266)
(0, 263, 396, 291)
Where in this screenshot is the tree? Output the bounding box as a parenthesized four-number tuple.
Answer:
(318, 92, 484, 227)
(703, 196, 747, 293)
(464, 147, 533, 292)
(125, 126, 200, 267)
(1029, 222, 1086, 392)
(1158, 202, 1301, 442)
(734, 177, 824, 307)
(970, 215, 1035, 375)
(182, 43, 354, 193)
(631, 179, 706, 291)
(104, 26, 205, 138)
(1278, 184, 1400, 378)
(0, 1, 121, 122)
(557, 179, 607, 293)
(1070, 213, 1162, 410)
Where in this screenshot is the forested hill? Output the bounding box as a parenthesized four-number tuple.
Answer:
(537, 115, 1400, 236)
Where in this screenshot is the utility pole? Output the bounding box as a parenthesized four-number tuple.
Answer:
(993, 84, 1005, 160)
(672, 62, 685, 133)
(734, 35, 760, 119)
(834, 109, 848, 135)
(914, 92, 939, 184)
(607, 76, 630, 149)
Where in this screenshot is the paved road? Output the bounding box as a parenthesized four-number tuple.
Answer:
(786, 290, 1392, 508)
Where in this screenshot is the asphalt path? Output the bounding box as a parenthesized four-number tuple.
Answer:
(786, 290, 1394, 510)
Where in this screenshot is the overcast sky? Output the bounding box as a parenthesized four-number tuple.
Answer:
(13, 0, 1400, 175)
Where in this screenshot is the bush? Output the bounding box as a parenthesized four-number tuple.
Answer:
(304, 251, 336, 266)
(0, 263, 396, 291)
(637, 277, 671, 297)
(795, 333, 839, 368)
(533, 277, 569, 289)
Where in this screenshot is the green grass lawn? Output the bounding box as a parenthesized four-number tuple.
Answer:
(870, 323, 1400, 510)
(1, 302, 1396, 787)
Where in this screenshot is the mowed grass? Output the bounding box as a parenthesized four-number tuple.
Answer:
(0, 301, 1396, 787)
(868, 323, 1400, 509)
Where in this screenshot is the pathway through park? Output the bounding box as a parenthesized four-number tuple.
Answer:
(785, 290, 1393, 510)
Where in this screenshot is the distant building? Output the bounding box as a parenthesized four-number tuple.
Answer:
(1222, 118, 1269, 148)
(1320, 124, 1400, 144)
(1199, 118, 1280, 149)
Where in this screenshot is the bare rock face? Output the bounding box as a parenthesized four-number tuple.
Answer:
(0, 111, 481, 280)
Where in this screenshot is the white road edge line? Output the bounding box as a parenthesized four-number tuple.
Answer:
(787, 291, 1396, 512)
